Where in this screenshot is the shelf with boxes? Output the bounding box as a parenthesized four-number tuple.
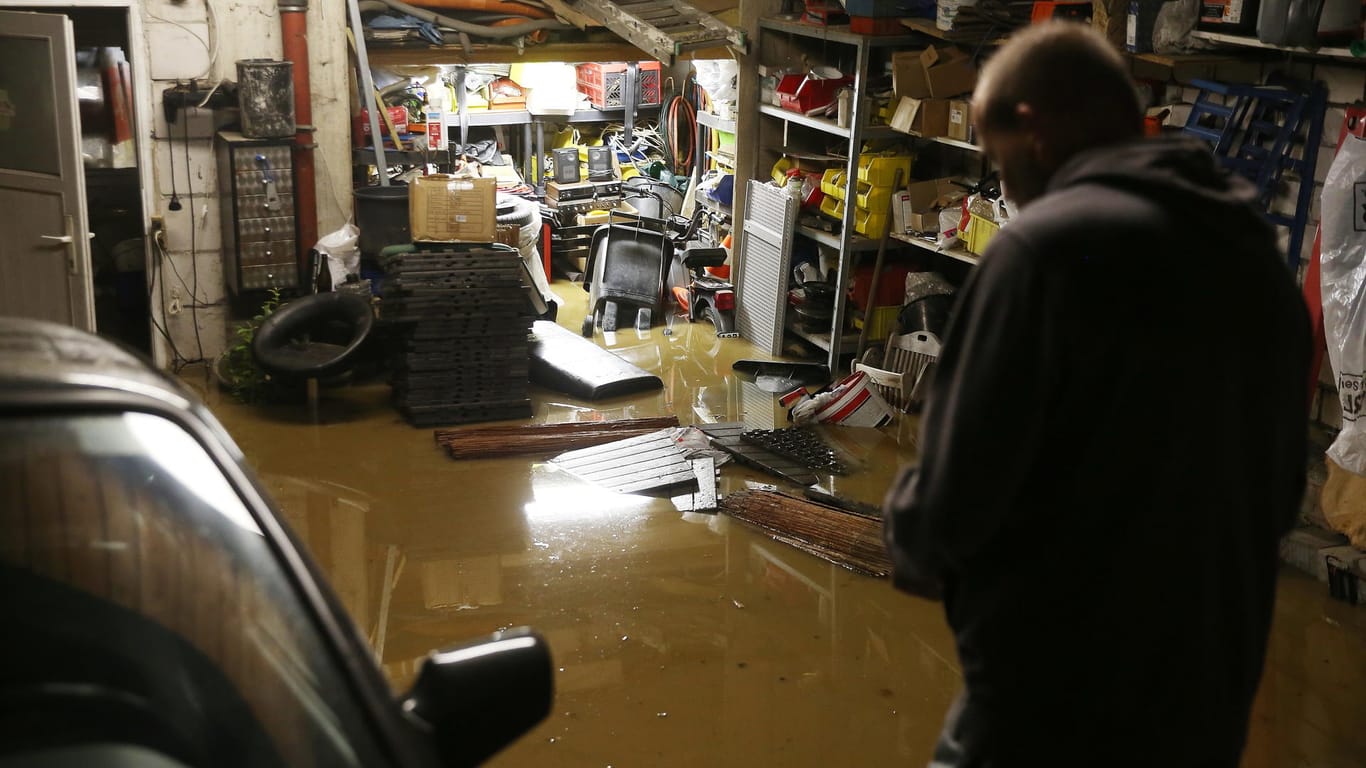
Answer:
(750, 15, 940, 370)
(1189, 29, 1360, 61)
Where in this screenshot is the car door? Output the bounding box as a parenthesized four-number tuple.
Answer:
(0, 9, 95, 331)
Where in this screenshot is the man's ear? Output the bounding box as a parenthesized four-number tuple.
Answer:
(1017, 103, 1053, 164)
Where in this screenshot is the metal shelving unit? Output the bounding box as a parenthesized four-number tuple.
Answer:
(1190, 29, 1359, 61)
(696, 110, 737, 133)
(529, 63, 662, 190)
(751, 18, 922, 369)
(890, 231, 978, 266)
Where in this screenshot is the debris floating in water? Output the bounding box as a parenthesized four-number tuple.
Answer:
(434, 416, 680, 460)
(720, 490, 892, 577)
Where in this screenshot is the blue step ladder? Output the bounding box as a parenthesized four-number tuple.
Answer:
(1183, 78, 1327, 271)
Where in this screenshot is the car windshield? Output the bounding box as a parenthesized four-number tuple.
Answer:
(0, 411, 391, 768)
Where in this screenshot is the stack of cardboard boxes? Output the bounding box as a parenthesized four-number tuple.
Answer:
(889, 45, 978, 142)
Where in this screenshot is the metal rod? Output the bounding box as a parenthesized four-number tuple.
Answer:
(855, 168, 904, 363)
(346, 0, 388, 185)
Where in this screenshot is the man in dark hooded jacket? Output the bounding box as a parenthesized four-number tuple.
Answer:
(883, 22, 1310, 768)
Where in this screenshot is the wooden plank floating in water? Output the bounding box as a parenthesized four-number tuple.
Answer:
(434, 416, 680, 460)
(720, 490, 892, 578)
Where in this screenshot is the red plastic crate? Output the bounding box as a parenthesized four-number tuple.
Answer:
(849, 15, 904, 35)
(575, 61, 662, 109)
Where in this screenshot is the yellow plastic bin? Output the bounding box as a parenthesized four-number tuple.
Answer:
(965, 211, 1001, 255)
(820, 168, 847, 201)
(854, 305, 901, 342)
(854, 181, 893, 211)
(854, 207, 891, 239)
(857, 154, 914, 187)
(820, 195, 844, 221)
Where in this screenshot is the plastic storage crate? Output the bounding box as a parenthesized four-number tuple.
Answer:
(576, 62, 662, 109)
(857, 154, 914, 186)
(819, 196, 892, 239)
(965, 211, 1000, 255)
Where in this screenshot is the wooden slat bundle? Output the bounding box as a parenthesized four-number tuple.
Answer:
(720, 490, 892, 578)
(434, 416, 680, 460)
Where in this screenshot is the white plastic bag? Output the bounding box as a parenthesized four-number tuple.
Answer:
(936, 206, 961, 250)
(1153, 0, 1204, 53)
(314, 222, 360, 291)
(1320, 134, 1366, 475)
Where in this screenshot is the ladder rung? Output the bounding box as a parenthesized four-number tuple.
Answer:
(1182, 127, 1223, 142)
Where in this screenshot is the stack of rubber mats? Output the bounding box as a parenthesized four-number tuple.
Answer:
(381, 243, 533, 427)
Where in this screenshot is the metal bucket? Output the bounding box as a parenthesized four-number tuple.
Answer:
(237, 58, 295, 138)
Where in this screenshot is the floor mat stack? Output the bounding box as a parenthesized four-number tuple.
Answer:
(381, 244, 533, 426)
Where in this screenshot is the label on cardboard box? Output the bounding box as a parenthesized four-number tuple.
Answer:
(410, 175, 496, 243)
(948, 99, 972, 142)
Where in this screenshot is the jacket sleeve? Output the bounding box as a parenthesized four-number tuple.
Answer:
(883, 232, 1058, 599)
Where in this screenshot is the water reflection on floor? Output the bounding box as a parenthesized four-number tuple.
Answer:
(195, 283, 1364, 767)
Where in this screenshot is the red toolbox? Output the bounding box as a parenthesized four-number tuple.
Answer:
(777, 71, 853, 116)
(575, 61, 662, 109)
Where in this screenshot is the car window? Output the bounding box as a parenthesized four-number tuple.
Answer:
(0, 412, 392, 768)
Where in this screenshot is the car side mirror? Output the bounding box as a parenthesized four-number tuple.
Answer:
(400, 627, 553, 768)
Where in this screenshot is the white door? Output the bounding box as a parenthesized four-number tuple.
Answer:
(0, 10, 94, 330)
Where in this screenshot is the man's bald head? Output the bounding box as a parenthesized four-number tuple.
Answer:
(976, 22, 1142, 147)
(971, 22, 1143, 206)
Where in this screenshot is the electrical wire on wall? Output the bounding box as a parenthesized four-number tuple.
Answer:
(182, 109, 205, 365)
(148, 235, 187, 368)
(145, 0, 219, 82)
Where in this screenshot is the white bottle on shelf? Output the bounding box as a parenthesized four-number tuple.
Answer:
(426, 87, 447, 152)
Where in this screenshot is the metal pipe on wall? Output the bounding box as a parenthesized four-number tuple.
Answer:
(280, 0, 319, 281)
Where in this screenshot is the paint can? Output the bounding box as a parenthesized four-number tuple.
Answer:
(236, 59, 295, 138)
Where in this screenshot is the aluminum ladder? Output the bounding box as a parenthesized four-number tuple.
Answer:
(571, 0, 747, 64)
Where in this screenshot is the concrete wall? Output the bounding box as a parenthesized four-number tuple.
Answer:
(140, 0, 350, 365)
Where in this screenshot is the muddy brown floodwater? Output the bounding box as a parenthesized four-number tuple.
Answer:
(193, 282, 1364, 767)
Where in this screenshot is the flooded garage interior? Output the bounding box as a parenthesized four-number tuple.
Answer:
(189, 284, 1366, 768)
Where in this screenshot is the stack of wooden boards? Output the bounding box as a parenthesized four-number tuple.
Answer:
(381, 244, 533, 426)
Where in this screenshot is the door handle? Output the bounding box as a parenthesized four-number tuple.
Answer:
(39, 233, 94, 244)
(41, 218, 92, 274)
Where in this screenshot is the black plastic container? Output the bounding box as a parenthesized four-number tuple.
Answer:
(354, 185, 411, 258)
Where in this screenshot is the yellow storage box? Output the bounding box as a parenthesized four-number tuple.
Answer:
(857, 154, 914, 187)
(818, 196, 892, 239)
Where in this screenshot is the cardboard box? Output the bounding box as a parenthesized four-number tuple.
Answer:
(892, 51, 931, 100)
(902, 177, 965, 234)
(906, 177, 963, 210)
(948, 99, 972, 142)
(890, 96, 950, 137)
(892, 189, 914, 233)
(410, 175, 496, 243)
(921, 45, 978, 98)
(908, 210, 941, 233)
(893, 46, 978, 101)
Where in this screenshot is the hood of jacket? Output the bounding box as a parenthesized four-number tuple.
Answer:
(1045, 137, 1263, 220)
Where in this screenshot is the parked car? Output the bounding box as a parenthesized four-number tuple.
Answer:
(0, 318, 551, 767)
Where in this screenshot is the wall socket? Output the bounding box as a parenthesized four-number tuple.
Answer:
(168, 287, 182, 316)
